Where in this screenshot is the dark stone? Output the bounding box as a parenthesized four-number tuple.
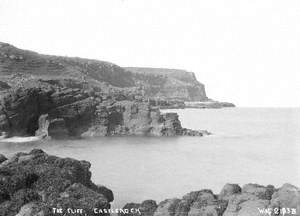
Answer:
(270, 183, 300, 213)
(0, 42, 212, 139)
(0, 149, 113, 216)
(140, 200, 158, 216)
(0, 81, 10, 91)
(0, 154, 7, 164)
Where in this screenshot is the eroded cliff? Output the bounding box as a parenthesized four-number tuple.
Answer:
(0, 81, 209, 138)
(0, 42, 214, 138)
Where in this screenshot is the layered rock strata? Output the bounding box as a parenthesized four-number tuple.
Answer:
(0, 82, 208, 138)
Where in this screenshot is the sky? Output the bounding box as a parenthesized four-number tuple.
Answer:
(0, 0, 299, 107)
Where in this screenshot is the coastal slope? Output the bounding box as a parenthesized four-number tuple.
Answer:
(0, 42, 234, 107)
(0, 42, 214, 138)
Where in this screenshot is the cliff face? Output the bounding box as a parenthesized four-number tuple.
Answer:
(0, 42, 209, 102)
(0, 42, 214, 138)
(126, 67, 208, 101)
(0, 82, 208, 138)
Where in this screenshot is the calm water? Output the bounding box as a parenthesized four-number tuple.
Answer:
(0, 108, 299, 208)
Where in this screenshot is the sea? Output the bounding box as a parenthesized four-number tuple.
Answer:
(0, 107, 299, 208)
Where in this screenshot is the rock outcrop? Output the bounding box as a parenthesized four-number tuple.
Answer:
(0, 83, 207, 138)
(0, 149, 113, 216)
(0, 42, 218, 138)
(120, 183, 300, 216)
(1, 149, 298, 216)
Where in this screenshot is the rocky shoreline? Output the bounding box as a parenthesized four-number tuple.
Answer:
(120, 183, 300, 216)
(0, 150, 299, 216)
(0, 42, 235, 139)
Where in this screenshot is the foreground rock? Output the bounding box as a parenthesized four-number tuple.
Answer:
(120, 183, 300, 216)
(0, 149, 113, 216)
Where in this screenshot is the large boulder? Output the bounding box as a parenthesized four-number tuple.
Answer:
(0, 149, 113, 216)
(184, 190, 226, 216)
(270, 184, 300, 216)
(153, 198, 181, 216)
(119, 200, 158, 216)
(241, 183, 275, 200)
(222, 193, 269, 216)
(219, 184, 241, 200)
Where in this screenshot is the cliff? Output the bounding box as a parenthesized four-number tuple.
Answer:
(0, 82, 209, 138)
(0, 42, 213, 138)
(125, 67, 208, 101)
(120, 183, 300, 216)
(0, 42, 232, 105)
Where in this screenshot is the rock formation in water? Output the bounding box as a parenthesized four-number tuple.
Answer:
(120, 183, 300, 216)
(0, 81, 209, 138)
(0, 149, 113, 216)
(0, 42, 214, 138)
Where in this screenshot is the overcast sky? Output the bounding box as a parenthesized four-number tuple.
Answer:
(0, 0, 299, 107)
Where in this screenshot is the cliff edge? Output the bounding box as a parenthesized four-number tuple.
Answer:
(125, 67, 208, 101)
(0, 42, 233, 107)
